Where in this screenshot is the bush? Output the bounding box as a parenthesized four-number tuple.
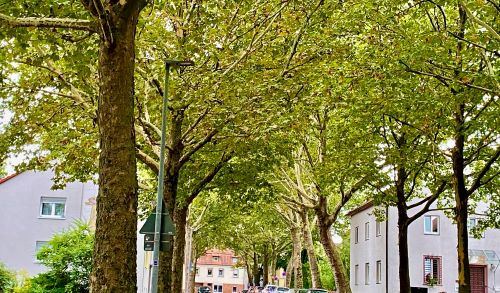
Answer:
(32, 221, 93, 293)
(0, 262, 15, 292)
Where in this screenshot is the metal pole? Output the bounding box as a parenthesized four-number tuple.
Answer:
(151, 63, 171, 293)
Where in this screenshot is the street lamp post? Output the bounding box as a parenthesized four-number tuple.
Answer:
(151, 60, 194, 293)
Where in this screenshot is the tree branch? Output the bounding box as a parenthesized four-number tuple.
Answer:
(0, 13, 96, 33)
(408, 181, 447, 224)
(185, 152, 233, 205)
(136, 148, 160, 174)
(178, 128, 219, 169)
(468, 146, 500, 194)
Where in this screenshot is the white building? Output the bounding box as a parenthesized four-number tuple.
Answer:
(195, 249, 249, 293)
(0, 170, 97, 275)
(348, 201, 500, 293)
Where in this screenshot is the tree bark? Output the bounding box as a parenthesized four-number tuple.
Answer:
(90, 2, 145, 292)
(286, 254, 293, 288)
(291, 227, 303, 288)
(263, 245, 269, 286)
(301, 211, 322, 288)
(318, 222, 351, 293)
(452, 102, 470, 293)
(397, 215, 411, 292)
(253, 251, 260, 286)
(171, 207, 189, 293)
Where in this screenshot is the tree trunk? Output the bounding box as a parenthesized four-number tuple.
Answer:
(90, 3, 144, 291)
(245, 260, 253, 287)
(188, 257, 197, 293)
(291, 227, 303, 288)
(263, 245, 269, 286)
(286, 254, 293, 288)
(253, 251, 260, 286)
(318, 222, 351, 293)
(185, 225, 194, 293)
(452, 104, 470, 293)
(171, 207, 189, 293)
(301, 212, 322, 288)
(397, 216, 411, 292)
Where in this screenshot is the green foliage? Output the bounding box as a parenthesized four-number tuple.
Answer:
(0, 262, 15, 292)
(32, 221, 93, 293)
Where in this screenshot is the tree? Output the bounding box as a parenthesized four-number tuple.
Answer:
(1, 1, 147, 291)
(0, 261, 15, 293)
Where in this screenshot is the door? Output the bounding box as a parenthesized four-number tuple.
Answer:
(470, 265, 486, 293)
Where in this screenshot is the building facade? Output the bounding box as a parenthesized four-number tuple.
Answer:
(349, 202, 500, 293)
(0, 170, 97, 275)
(195, 249, 248, 293)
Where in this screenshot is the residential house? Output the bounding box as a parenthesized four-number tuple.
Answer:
(0, 170, 97, 275)
(348, 201, 500, 293)
(195, 249, 249, 293)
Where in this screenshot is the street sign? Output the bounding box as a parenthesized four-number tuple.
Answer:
(144, 233, 171, 251)
(139, 209, 175, 235)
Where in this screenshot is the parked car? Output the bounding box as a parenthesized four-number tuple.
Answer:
(198, 286, 211, 293)
(262, 285, 277, 292)
(277, 287, 290, 292)
(241, 290, 248, 293)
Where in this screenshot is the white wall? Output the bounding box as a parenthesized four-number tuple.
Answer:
(0, 170, 97, 275)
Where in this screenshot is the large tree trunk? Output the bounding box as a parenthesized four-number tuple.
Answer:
(90, 3, 145, 291)
(159, 109, 184, 293)
(171, 207, 189, 293)
(395, 165, 411, 293)
(263, 245, 269, 286)
(318, 222, 351, 293)
(301, 211, 322, 288)
(253, 251, 260, 286)
(291, 227, 303, 288)
(452, 103, 470, 293)
(397, 216, 411, 292)
(285, 255, 293, 287)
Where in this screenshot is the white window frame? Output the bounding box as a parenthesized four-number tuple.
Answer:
(218, 268, 224, 277)
(365, 222, 370, 240)
(34, 241, 48, 262)
(424, 215, 440, 235)
(232, 257, 238, 264)
(468, 217, 484, 238)
(233, 269, 239, 278)
(207, 268, 213, 277)
(423, 255, 442, 285)
(39, 197, 66, 219)
(214, 285, 223, 293)
(376, 260, 382, 284)
(355, 226, 359, 244)
(376, 221, 381, 237)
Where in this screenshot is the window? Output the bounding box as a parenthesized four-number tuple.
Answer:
(207, 268, 213, 277)
(365, 263, 370, 284)
(214, 285, 223, 293)
(365, 222, 370, 240)
(376, 221, 381, 237)
(233, 269, 239, 278)
(423, 256, 442, 285)
(35, 241, 48, 261)
(212, 255, 220, 261)
(355, 226, 359, 244)
(468, 218, 484, 238)
(376, 261, 382, 284)
(40, 197, 66, 218)
(354, 264, 359, 285)
(196, 268, 199, 276)
(218, 268, 224, 277)
(232, 287, 237, 293)
(232, 257, 238, 264)
(424, 215, 439, 234)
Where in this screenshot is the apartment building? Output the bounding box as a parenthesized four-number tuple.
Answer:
(195, 249, 248, 293)
(348, 201, 500, 293)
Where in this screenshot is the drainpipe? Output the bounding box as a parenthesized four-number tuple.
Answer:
(385, 206, 389, 293)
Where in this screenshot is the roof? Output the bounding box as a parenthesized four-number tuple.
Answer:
(0, 173, 19, 185)
(346, 201, 374, 217)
